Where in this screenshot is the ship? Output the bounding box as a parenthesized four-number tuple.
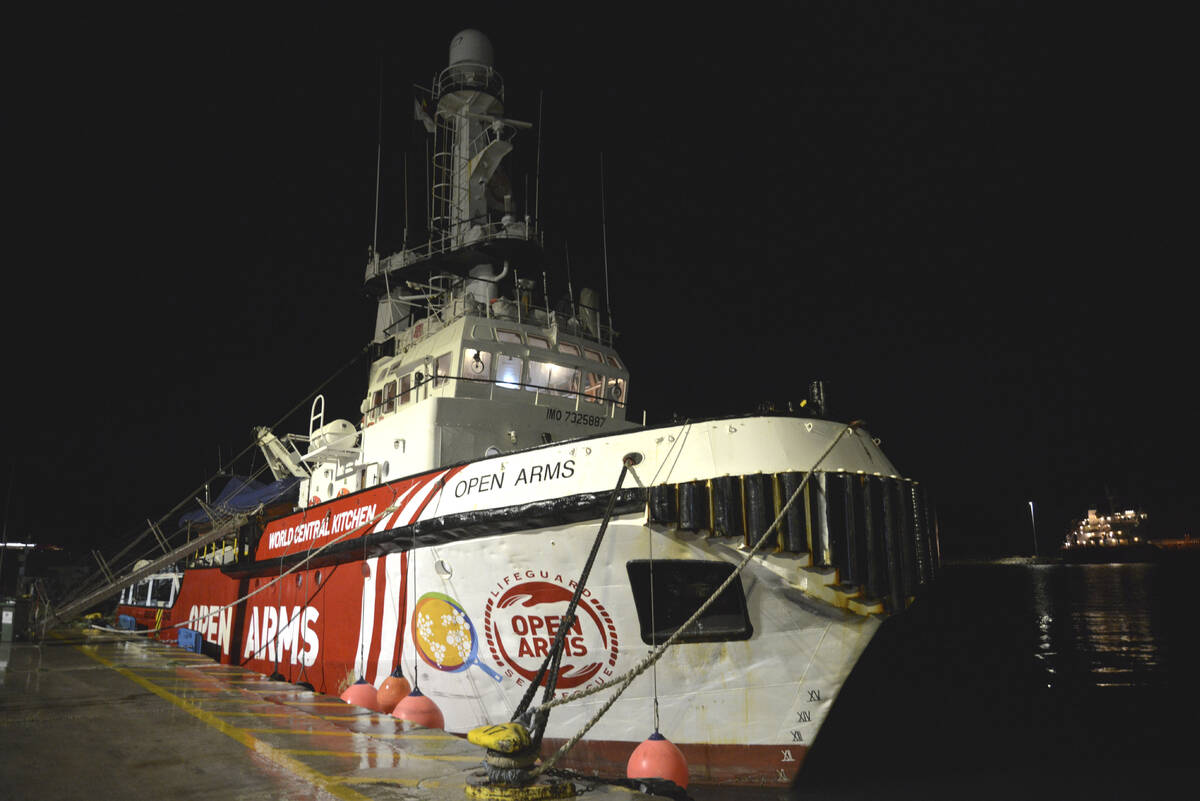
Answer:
(95, 30, 938, 789)
(1061, 508, 1156, 563)
(1060, 508, 1200, 564)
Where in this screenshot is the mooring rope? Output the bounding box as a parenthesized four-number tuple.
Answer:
(528, 422, 861, 778)
(511, 456, 635, 750)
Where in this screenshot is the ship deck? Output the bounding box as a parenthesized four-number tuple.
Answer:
(0, 628, 649, 801)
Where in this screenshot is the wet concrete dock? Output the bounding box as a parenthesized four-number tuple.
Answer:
(0, 628, 648, 801)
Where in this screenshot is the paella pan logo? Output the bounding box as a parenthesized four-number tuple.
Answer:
(482, 571, 620, 690)
(411, 592, 503, 682)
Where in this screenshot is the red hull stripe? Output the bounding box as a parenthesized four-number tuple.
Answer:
(406, 465, 468, 525)
(379, 475, 435, 532)
(366, 557, 389, 682)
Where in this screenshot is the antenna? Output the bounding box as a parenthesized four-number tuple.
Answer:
(425, 139, 431, 243)
(373, 62, 384, 257)
(402, 151, 409, 248)
(534, 90, 543, 231)
(564, 241, 577, 317)
(0, 465, 14, 583)
(600, 153, 613, 334)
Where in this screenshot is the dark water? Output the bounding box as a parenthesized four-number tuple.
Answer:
(775, 560, 1200, 800)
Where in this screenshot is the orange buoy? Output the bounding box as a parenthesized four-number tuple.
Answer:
(376, 666, 412, 713)
(340, 678, 380, 711)
(391, 687, 444, 729)
(627, 731, 689, 789)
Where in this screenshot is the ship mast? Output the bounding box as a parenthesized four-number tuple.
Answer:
(364, 30, 536, 343)
(431, 30, 509, 249)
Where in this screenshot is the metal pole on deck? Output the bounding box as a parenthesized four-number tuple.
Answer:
(1029, 500, 1039, 557)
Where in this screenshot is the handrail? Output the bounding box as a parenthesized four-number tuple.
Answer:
(361, 370, 626, 425)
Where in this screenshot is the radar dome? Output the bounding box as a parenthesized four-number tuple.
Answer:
(449, 29, 493, 67)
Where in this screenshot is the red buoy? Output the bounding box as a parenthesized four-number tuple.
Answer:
(391, 687, 445, 729)
(627, 731, 689, 789)
(376, 666, 412, 713)
(339, 677, 380, 711)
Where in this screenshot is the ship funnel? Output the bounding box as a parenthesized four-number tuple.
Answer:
(449, 29, 494, 67)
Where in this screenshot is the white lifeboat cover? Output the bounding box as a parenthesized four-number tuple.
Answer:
(309, 419, 357, 452)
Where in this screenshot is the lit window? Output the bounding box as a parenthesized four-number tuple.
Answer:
(527, 334, 550, 350)
(528, 360, 579, 396)
(583, 348, 602, 362)
(496, 354, 523, 388)
(462, 349, 492, 381)
(497, 329, 522, 344)
(399, 374, 411, 404)
(557, 342, 580, 357)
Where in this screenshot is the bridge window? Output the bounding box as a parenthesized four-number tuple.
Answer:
(527, 334, 550, 350)
(528, 360, 579, 396)
(584, 371, 604, 403)
(383, 380, 396, 413)
(557, 342, 580, 357)
(433, 352, 451, 387)
(462, 349, 492, 381)
(496, 354, 523, 388)
(607, 377, 627, 405)
(497, 329, 522, 344)
(583, 348, 602, 362)
(370, 389, 383, 423)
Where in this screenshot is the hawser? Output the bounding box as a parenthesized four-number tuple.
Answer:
(115, 30, 938, 789)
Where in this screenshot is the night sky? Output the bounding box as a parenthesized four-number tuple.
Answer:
(4, 5, 1189, 566)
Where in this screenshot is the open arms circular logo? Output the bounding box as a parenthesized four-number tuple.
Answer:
(482, 572, 619, 690)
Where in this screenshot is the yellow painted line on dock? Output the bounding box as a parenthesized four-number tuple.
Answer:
(320, 715, 418, 723)
(243, 727, 459, 742)
(61, 636, 372, 801)
(278, 748, 478, 763)
(337, 777, 443, 787)
(187, 697, 283, 705)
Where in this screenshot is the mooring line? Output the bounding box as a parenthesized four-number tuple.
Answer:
(529, 422, 861, 777)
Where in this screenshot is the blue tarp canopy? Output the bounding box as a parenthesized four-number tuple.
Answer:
(179, 475, 301, 527)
